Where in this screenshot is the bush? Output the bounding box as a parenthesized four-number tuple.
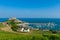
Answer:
(49, 35, 60, 40)
(11, 24, 19, 31)
(7, 20, 19, 31)
(49, 30, 57, 34)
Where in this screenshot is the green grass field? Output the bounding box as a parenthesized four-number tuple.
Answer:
(0, 30, 60, 40)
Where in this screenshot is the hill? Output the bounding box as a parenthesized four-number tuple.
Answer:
(0, 17, 60, 40)
(0, 30, 60, 40)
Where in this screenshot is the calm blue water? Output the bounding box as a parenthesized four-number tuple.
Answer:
(0, 18, 60, 23)
(0, 18, 60, 30)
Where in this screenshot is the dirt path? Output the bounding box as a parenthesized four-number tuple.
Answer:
(0, 24, 13, 32)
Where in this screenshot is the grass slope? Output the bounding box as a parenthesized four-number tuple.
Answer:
(0, 30, 60, 40)
(0, 23, 5, 28)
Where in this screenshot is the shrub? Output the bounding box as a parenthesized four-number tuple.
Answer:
(11, 24, 19, 31)
(49, 35, 60, 40)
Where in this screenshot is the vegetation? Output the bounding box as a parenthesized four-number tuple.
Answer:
(0, 30, 60, 40)
(11, 24, 19, 31)
(6, 20, 19, 31)
(0, 18, 60, 40)
(0, 23, 5, 28)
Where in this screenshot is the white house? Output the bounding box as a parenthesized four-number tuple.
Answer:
(17, 23, 30, 32)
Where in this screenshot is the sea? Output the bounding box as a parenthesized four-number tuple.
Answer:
(0, 18, 60, 31)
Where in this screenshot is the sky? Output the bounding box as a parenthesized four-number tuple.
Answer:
(0, 0, 60, 18)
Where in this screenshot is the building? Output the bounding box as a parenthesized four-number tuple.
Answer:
(8, 17, 23, 23)
(9, 17, 16, 20)
(17, 23, 30, 32)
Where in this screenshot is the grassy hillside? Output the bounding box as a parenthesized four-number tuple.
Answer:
(0, 23, 5, 28)
(0, 30, 60, 40)
(0, 18, 60, 40)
